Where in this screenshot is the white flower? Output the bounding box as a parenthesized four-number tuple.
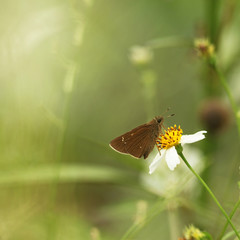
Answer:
(141, 146, 205, 198)
(129, 45, 153, 65)
(149, 126, 207, 174)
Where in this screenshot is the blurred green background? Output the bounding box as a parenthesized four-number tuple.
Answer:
(0, 0, 240, 239)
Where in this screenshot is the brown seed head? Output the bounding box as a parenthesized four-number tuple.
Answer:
(199, 99, 230, 134)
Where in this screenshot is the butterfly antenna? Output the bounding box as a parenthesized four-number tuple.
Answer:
(167, 113, 175, 118)
(161, 107, 174, 118)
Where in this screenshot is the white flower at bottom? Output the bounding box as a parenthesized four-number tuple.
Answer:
(149, 125, 207, 174)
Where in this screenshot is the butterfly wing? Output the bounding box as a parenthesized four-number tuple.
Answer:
(109, 123, 158, 159)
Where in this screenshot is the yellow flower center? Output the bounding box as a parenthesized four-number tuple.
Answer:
(156, 125, 183, 150)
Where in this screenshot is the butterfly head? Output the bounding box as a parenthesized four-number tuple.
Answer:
(155, 116, 164, 124)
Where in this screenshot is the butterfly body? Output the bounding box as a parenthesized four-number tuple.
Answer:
(109, 116, 164, 159)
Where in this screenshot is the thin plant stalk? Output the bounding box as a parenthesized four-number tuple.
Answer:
(175, 144, 240, 239)
(211, 62, 240, 137)
(146, 36, 192, 50)
(206, 0, 219, 44)
(47, 62, 78, 240)
(121, 199, 166, 240)
(168, 208, 180, 240)
(218, 198, 240, 240)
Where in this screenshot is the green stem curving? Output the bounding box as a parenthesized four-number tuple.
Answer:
(175, 144, 240, 239)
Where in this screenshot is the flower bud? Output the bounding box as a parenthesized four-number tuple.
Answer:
(194, 38, 215, 58)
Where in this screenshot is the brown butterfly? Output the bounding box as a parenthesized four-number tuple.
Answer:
(109, 116, 165, 159)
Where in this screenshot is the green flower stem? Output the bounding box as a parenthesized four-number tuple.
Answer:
(168, 208, 180, 240)
(139, 69, 157, 119)
(206, 0, 219, 44)
(121, 199, 167, 240)
(211, 61, 240, 137)
(175, 144, 240, 239)
(218, 198, 240, 240)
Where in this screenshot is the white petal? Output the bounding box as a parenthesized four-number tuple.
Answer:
(149, 149, 166, 174)
(180, 130, 207, 144)
(165, 147, 180, 171)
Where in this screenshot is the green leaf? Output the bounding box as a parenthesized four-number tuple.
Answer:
(0, 164, 136, 185)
